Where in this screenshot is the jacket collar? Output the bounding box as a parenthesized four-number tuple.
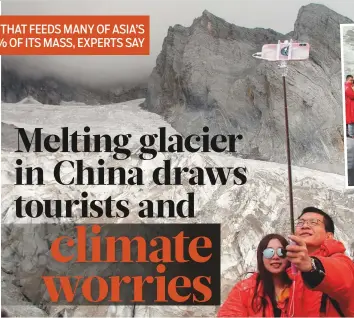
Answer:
(310, 238, 346, 257)
(345, 81, 353, 89)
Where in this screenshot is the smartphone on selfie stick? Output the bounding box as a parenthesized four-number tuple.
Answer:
(253, 40, 310, 275)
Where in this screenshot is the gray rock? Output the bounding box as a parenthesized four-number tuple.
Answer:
(143, 4, 353, 172)
(1, 270, 48, 317)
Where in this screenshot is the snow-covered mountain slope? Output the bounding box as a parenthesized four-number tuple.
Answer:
(1, 99, 354, 317)
(343, 25, 354, 75)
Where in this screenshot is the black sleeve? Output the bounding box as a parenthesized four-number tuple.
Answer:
(301, 257, 325, 288)
(273, 304, 281, 317)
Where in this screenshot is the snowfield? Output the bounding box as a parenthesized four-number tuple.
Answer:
(1, 98, 354, 317)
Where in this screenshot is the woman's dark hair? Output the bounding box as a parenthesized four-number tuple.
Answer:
(251, 233, 291, 316)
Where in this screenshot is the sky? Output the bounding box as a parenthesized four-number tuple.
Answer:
(2, 0, 354, 88)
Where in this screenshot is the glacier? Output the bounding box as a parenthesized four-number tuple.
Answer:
(1, 98, 354, 317)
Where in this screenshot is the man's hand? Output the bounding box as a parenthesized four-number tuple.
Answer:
(286, 235, 313, 272)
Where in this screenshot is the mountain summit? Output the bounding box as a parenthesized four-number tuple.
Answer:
(143, 3, 353, 172)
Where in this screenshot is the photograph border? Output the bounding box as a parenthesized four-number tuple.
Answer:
(340, 23, 354, 189)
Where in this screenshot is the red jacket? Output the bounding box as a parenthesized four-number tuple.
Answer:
(345, 81, 354, 124)
(217, 239, 354, 317)
(217, 272, 303, 317)
(299, 239, 354, 317)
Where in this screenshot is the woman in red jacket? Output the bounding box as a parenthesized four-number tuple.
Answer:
(218, 234, 298, 317)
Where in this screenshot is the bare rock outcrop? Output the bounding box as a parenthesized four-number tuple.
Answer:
(143, 4, 353, 172)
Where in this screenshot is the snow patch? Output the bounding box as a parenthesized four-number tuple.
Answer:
(16, 96, 42, 105)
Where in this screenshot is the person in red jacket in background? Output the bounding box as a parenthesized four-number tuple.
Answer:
(346, 75, 354, 137)
(217, 234, 303, 317)
(286, 207, 354, 317)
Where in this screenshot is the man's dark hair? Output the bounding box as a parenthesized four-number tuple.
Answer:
(299, 206, 335, 233)
(347, 75, 353, 80)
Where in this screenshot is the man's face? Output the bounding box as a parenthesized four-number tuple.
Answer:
(295, 212, 331, 247)
(347, 77, 353, 84)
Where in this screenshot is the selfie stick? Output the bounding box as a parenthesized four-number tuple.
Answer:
(279, 58, 295, 235)
(282, 61, 297, 275)
(253, 39, 310, 274)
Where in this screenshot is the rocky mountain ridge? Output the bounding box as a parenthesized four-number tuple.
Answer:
(1, 64, 147, 105)
(143, 4, 353, 172)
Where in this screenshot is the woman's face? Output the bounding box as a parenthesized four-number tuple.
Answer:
(263, 238, 288, 274)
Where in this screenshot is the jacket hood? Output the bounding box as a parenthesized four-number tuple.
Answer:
(312, 238, 346, 257)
